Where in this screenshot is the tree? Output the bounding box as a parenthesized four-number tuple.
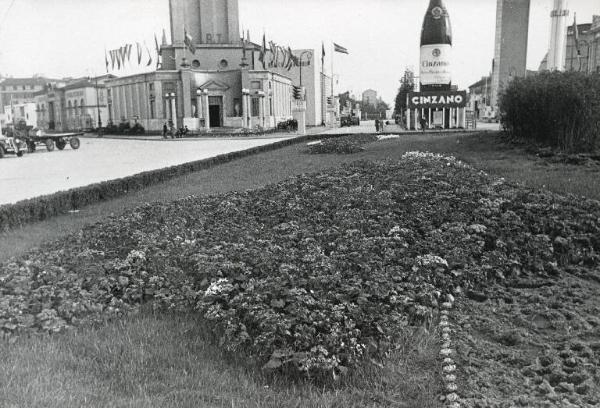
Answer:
(394, 68, 415, 116)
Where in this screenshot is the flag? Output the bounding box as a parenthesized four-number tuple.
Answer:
(118, 44, 132, 66)
(104, 48, 109, 72)
(321, 42, 325, 68)
(184, 28, 196, 54)
(145, 42, 153, 67)
(136, 42, 143, 65)
(269, 40, 278, 67)
(333, 43, 349, 54)
(286, 47, 296, 70)
(242, 30, 247, 60)
(110, 49, 117, 69)
(258, 33, 267, 69)
(154, 33, 161, 56)
(573, 13, 580, 56)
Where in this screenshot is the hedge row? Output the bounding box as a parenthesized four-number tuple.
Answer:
(499, 71, 600, 152)
(0, 133, 350, 232)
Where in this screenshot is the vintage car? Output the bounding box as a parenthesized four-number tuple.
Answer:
(0, 129, 27, 158)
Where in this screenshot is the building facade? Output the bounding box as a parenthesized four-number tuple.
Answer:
(467, 76, 492, 119)
(491, 0, 531, 109)
(362, 89, 377, 106)
(0, 77, 57, 110)
(32, 76, 112, 131)
(539, 16, 600, 73)
(106, 0, 329, 131)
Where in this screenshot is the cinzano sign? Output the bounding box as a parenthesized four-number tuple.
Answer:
(408, 91, 467, 109)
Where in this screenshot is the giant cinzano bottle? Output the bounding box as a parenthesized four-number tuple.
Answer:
(420, 0, 453, 92)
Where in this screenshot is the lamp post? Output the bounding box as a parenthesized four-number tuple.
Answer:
(95, 75, 103, 136)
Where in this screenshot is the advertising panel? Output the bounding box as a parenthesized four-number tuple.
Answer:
(408, 91, 467, 109)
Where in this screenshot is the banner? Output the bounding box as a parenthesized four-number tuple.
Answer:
(407, 91, 467, 109)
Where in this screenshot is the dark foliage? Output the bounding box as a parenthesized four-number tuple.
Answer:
(499, 71, 600, 152)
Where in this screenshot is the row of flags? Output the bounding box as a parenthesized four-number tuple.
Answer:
(105, 43, 153, 71)
(104, 28, 349, 73)
(105, 30, 168, 72)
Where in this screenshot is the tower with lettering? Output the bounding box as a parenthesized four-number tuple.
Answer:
(547, 0, 569, 71)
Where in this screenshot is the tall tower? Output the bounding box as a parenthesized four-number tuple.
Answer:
(169, 0, 240, 46)
(491, 0, 531, 109)
(547, 0, 570, 71)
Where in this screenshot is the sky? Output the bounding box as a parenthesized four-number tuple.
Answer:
(0, 0, 598, 104)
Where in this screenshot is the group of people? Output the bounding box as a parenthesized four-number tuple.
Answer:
(374, 119, 389, 133)
(162, 122, 190, 139)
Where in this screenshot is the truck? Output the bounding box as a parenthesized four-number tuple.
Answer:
(8, 120, 82, 153)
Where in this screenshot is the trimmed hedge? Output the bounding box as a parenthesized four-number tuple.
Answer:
(0, 133, 362, 232)
(499, 71, 600, 152)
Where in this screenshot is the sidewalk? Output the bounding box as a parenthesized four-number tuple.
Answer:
(82, 125, 329, 142)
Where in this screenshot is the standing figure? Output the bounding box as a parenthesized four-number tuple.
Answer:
(162, 122, 168, 139)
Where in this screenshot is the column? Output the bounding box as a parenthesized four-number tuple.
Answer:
(428, 108, 432, 128)
(170, 93, 177, 125)
(458, 107, 466, 129)
(258, 91, 265, 128)
(406, 109, 410, 130)
(202, 89, 210, 131)
(442, 108, 446, 129)
(414, 109, 418, 131)
(196, 89, 203, 130)
(241, 89, 249, 129)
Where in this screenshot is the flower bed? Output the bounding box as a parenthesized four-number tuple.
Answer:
(1, 152, 599, 382)
(307, 134, 378, 154)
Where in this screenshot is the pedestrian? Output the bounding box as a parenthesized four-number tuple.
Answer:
(162, 122, 168, 139)
(419, 116, 427, 132)
(380, 119, 385, 133)
(375, 119, 380, 133)
(184, 125, 189, 137)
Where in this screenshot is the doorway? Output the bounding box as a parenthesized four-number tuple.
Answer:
(208, 96, 223, 127)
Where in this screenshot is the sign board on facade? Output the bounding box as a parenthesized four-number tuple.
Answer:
(408, 91, 467, 109)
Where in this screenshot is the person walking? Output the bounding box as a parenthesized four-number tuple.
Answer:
(375, 119, 380, 133)
(162, 122, 168, 139)
(419, 116, 428, 132)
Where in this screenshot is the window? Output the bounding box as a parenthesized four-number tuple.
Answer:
(149, 83, 154, 91)
(68, 101, 72, 116)
(192, 59, 200, 68)
(219, 59, 228, 69)
(80, 98, 85, 114)
(22, 86, 26, 90)
(251, 98, 260, 117)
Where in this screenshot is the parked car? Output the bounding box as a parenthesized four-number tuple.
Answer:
(0, 128, 27, 158)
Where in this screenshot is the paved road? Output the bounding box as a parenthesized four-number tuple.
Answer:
(0, 136, 293, 205)
(0, 121, 498, 205)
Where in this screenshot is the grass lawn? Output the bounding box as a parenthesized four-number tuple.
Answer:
(0, 309, 440, 408)
(1, 131, 598, 407)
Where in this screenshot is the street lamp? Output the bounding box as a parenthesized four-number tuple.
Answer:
(94, 75, 103, 136)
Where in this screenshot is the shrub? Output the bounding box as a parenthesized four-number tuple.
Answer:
(499, 71, 600, 152)
(307, 135, 378, 154)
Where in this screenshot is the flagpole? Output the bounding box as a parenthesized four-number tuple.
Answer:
(331, 42, 336, 126)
